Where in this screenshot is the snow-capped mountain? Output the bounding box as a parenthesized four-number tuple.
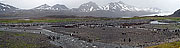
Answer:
(101, 1, 160, 12)
(0, 3, 18, 11)
(34, 4, 52, 10)
(0, 1, 162, 18)
(78, 1, 101, 12)
(77, 1, 161, 13)
(33, 1, 160, 13)
(74, 1, 161, 17)
(52, 4, 69, 10)
(34, 4, 69, 10)
(101, 1, 129, 11)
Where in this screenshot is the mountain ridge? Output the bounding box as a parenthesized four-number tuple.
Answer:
(171, 9, 180, 17)
(33, 4, 69, 10)
(78, 1, 161, 12)
(0, 1, 162, 17)
(0, 2, 18, 11)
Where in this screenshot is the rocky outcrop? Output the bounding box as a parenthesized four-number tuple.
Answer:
(33, 4, 69, 10)
(171, 9, 180, 17)
(0, 3, 18, 11)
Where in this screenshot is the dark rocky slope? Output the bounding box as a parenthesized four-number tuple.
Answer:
(171, 9, 180, 17)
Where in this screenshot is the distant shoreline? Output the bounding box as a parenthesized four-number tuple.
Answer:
(143, 12, 173, 16)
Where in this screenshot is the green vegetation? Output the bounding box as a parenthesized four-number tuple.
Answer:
(0, 41, 39, 48)
(0, 31, 54, 48)
(147, 41, 180, 48)
(0, 18, 95, 23)
(0, 31, 4, 36)
(14, 33, 26, 36)
(120, 17, 180, 21)
(1, 17, 180, 23)
(91, 17, 180, 21)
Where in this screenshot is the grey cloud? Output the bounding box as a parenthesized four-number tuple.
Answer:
(1, 0, 179, 11)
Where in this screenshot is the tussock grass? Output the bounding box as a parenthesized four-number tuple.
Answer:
(147, 41, 180, 48)
(0, 31, 54, 48)
(120, 17, 180, 21)
(0, 18, 93, 23)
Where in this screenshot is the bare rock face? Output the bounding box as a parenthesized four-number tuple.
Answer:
(75, 1, 161, 17)
(0, 3, 18, 11)
(0, 1, 161, 17)
(171, 9, 180, 17)
(77, 1, 161, 12)
(78, 1, 101, 12)
(52, 4, 69, 10)
(34, 4, 52, 10)
(33, 4, 69, 10)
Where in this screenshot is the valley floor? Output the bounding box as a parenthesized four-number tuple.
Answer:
(0, 17, 180, 48)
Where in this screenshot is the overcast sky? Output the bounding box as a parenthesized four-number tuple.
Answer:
(0, 0, 179, 12)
